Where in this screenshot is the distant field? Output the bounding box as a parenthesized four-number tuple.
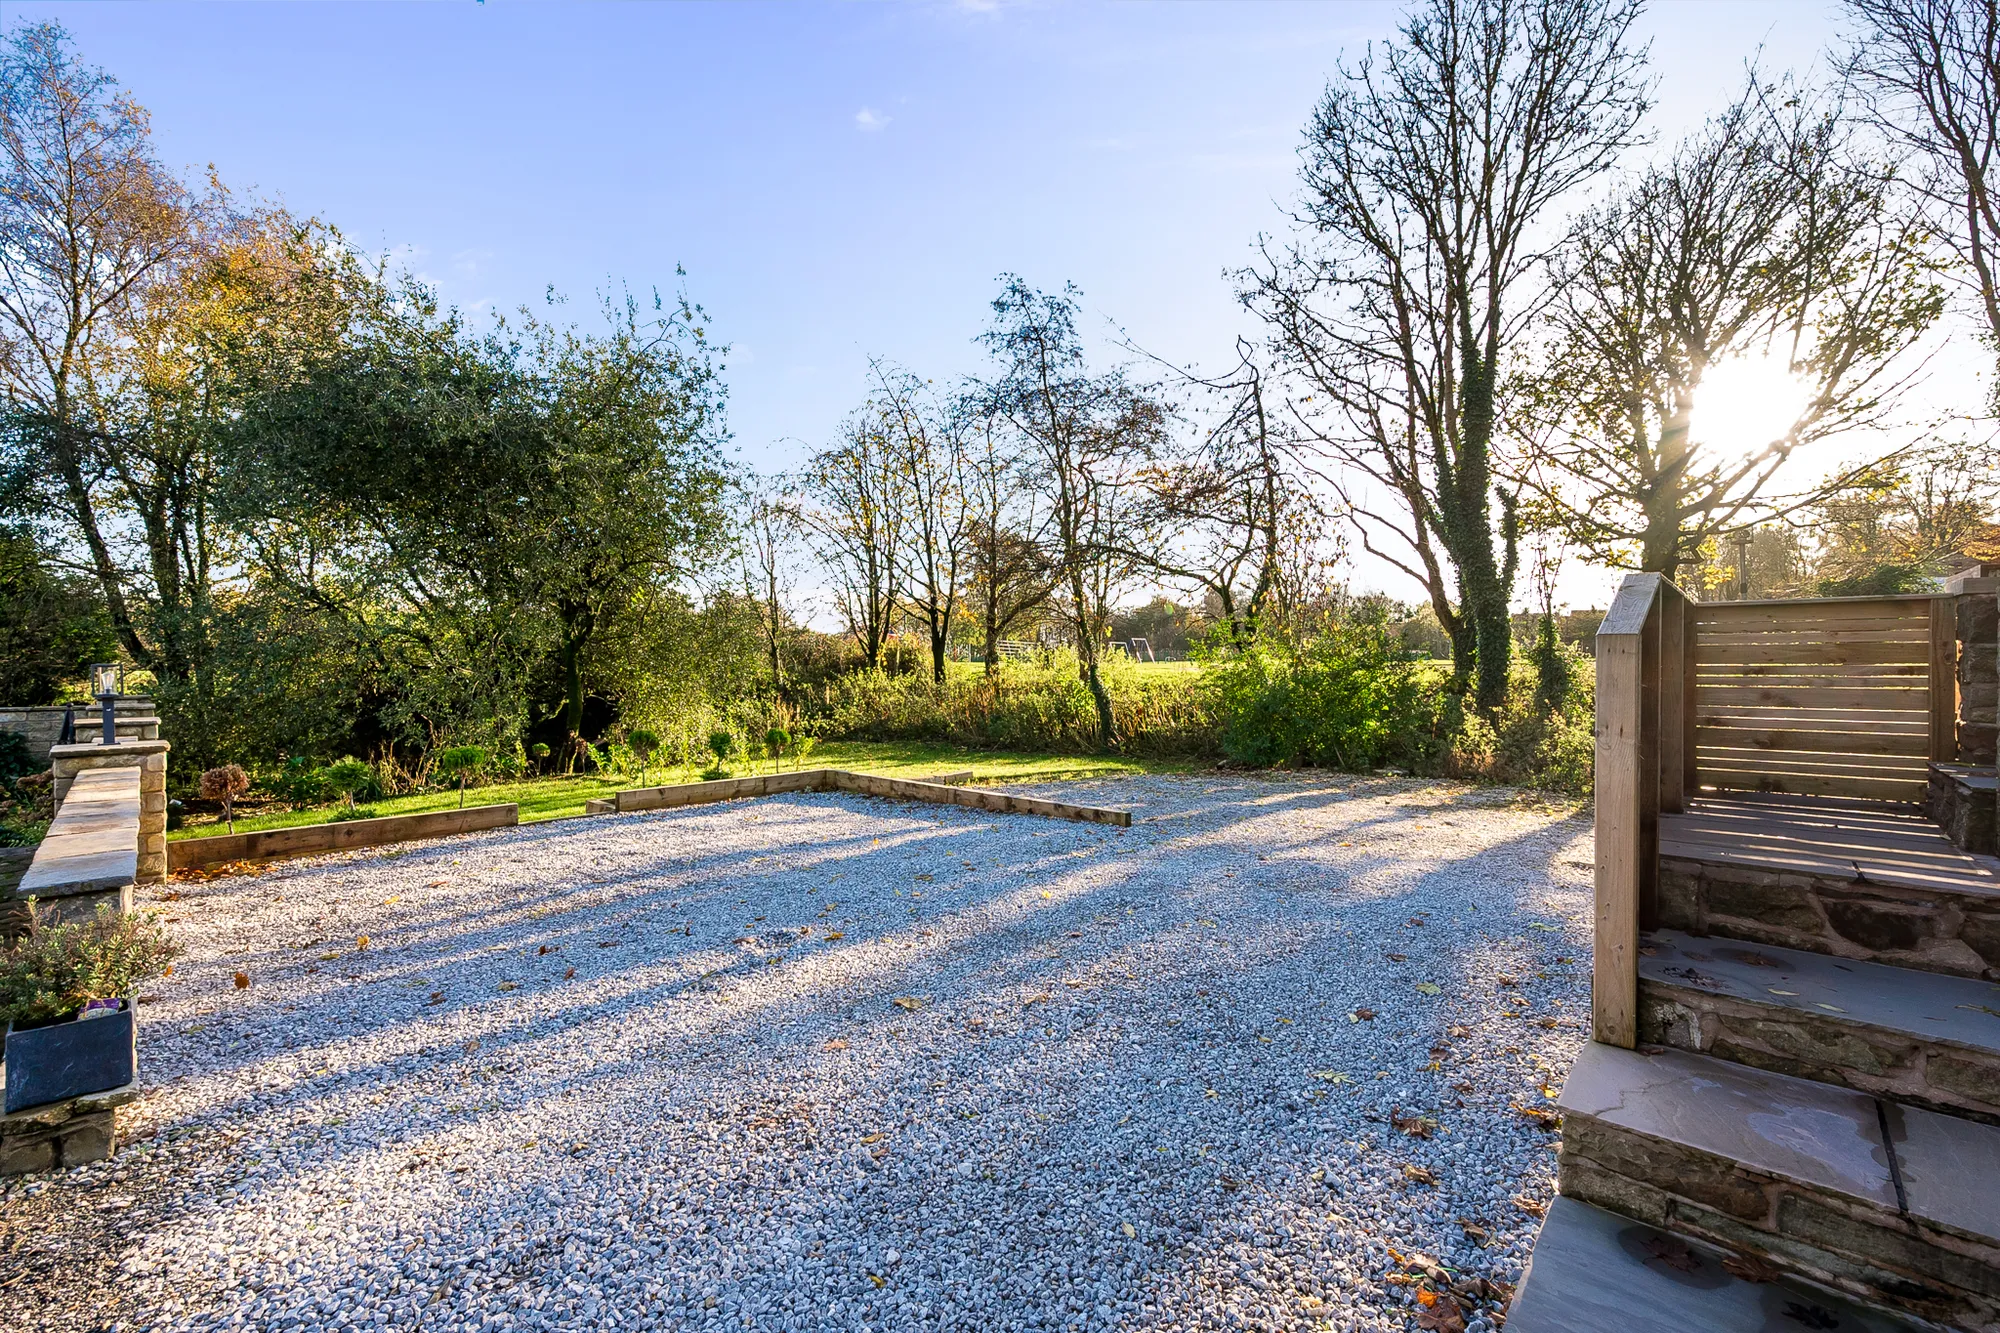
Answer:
(166, 740, 1198, 841)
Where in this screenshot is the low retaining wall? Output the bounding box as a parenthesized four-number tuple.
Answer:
(168, 803, 520, 870)
(612, 769, 1132, 827)
(0, 698, 159, 761)
(17, 766, 142, 922)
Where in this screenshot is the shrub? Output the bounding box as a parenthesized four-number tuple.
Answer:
(764, 727, 790, 772)
(199, 764, 251, 833)
(322, 757, 376, 812)
(627, 728, 661, 785)
(0, 903, 182, 1025)
(1203, 618, 1427, 771)
(433, 745, 490, 809)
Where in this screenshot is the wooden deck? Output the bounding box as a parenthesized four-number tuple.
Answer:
(1659, 791, 2000, 899)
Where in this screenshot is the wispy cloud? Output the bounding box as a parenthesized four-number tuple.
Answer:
(854, 107, 892, 132)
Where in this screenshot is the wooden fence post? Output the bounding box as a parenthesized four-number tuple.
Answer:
(1593, 573, 1660, 1049)
(1931, 594, 1959, 762)
(1659, 586, 1687, 816)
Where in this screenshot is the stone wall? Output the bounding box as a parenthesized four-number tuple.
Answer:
(0, 697, 158, 761)
(47, 739, 169, 885)
(1952, 576, 1999, 765)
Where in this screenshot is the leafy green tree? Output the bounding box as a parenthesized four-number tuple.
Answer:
(0, 524, 116, 702)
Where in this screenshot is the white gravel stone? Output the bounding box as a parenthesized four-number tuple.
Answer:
(2, 773, 1592, 1333)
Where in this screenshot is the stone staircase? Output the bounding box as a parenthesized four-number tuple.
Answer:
(1509, 796, 2000, 1332)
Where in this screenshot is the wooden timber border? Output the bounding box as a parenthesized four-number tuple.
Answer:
(610, 768, 1132, 827)
(168, 804, 519, 870)
(165, 767, 1126, 871)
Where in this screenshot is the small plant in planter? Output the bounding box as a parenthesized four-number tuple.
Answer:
(0, 903, 181, 1113)
(199, 764, 251, 834)
(627, 729, 661, 787)
(323, 757, 374, 814)
(433, 745, 489, 810)
(765, 728, 791, 774)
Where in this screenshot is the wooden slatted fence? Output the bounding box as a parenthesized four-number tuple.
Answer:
(1691, 595, 1956, 804)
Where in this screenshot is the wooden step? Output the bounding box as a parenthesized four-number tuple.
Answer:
(1508, 1196, 1933, 1332)
(1659, 795, 2000, 980)
(1639, 929, 2000, 1123)
(1555, 1042, 2000, 1331)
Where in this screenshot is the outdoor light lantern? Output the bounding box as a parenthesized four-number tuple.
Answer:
(91, 662, 121, 744)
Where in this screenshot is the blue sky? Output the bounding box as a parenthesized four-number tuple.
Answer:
(12, 0, 1844, 605)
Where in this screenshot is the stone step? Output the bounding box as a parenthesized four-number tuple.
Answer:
(1556, 1042, 2000, 1331)
(1508, 1196, 1935, 1333)
(1659, 796, 2000, 981)
(1639, 929, 2000, 1123)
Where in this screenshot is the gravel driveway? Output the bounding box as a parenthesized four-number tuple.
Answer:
(1, 774, 1593, 1333)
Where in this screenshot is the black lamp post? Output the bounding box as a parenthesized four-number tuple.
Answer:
(90, 663, 122, 745)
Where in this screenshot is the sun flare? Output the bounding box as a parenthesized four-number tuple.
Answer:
(1687, 354, 1814, 460)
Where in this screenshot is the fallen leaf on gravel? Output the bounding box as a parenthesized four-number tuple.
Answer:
(1721, 1253, 1785, 1283)
(537, 945, 554, 955)
(892, 996, 924, 1011)
(463, 1039, 480, 1053)
(383, 896, 401, 906)
(1313, 1069, 1354, 1084)
(1447, 1025, 1471, 1038)
(1339, 841, 1353, 847)
(597, 941, 618, 949)
(428, 992, 444, 1004)
(1457, 1217, 1489, 1244)
(914, 873, 933, 882)
(1121, 1222, 1136, 1239)
(868, 1274, 887, 1289)
(1528, 922, 1559, 931)
(1534, 1017, 1559, 1029)
(497, 981, 519, 992)
(858, 1133, 886, 1145)
(824, 932, 845, 941)
(1349, 1007, 1376, 1022)
(1039, 891, 1052, 900)
(1024, 993, 1051, 1006)
(1392, 1109, 1440, 1139)
(427, 879, 449, 888)
(823, 1039, 850, 1051)
(1514, 1102, 1562, 1130)
(355, 935, 370, 950)
(1512, 1194, 1546, 1217)
(1414, 982, 1441, 995)
(318, 951, 342, 961)
(1415, 1293, 1465, 1332)
(1403, 1164, 1437, 1186)
(1386, 953, 1407, 962)
(233, 971, 250, 989)
(563, 967, 575, 979)
(1496, 974, 1516, 987)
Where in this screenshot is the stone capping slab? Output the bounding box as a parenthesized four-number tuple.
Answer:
(1641, 929, 2000, 1057)
(610, 768, 1134, 827)
(1557, 1041, 1901, 1209)
(19, 765, 140, 899)
(1505, 1196, 1924, 1333)
(169, 803, 520, 870)
(1889, 1101, 2000, 1244)
(0, 1078, 139, 1129)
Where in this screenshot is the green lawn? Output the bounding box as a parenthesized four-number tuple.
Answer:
(167, 740, 1198, 842)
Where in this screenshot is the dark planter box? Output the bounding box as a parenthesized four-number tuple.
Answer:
(3, 1000, 136, 1113)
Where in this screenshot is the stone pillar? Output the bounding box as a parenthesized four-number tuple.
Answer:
(1951, 574, 1999, 766)
(47, 738, 170, 885)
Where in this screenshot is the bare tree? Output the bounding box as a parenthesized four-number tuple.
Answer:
(1247, 0, 1648, 710)
(1846, 0, 2000, 380)
(739, 472, 803, 687)
(981, 277, 1165, 750)
(801, 409, 908, 670)
(1121, 340, 1294, 646)
(1518, 79, 1945, 578)
(868, 360, 972, 684)
(962, 409, 1055, 675)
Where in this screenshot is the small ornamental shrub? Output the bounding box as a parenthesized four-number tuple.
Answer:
(529, 742, 551, 773)
(707, 731, 735, 774)
(198, 764, 251, 833)
(323, 757, 374, 812)
(764, 727, 790, 773)
(0, 903, 182, 1026)
(433, 745, 490, 809)
(627, 729, 661, 786)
